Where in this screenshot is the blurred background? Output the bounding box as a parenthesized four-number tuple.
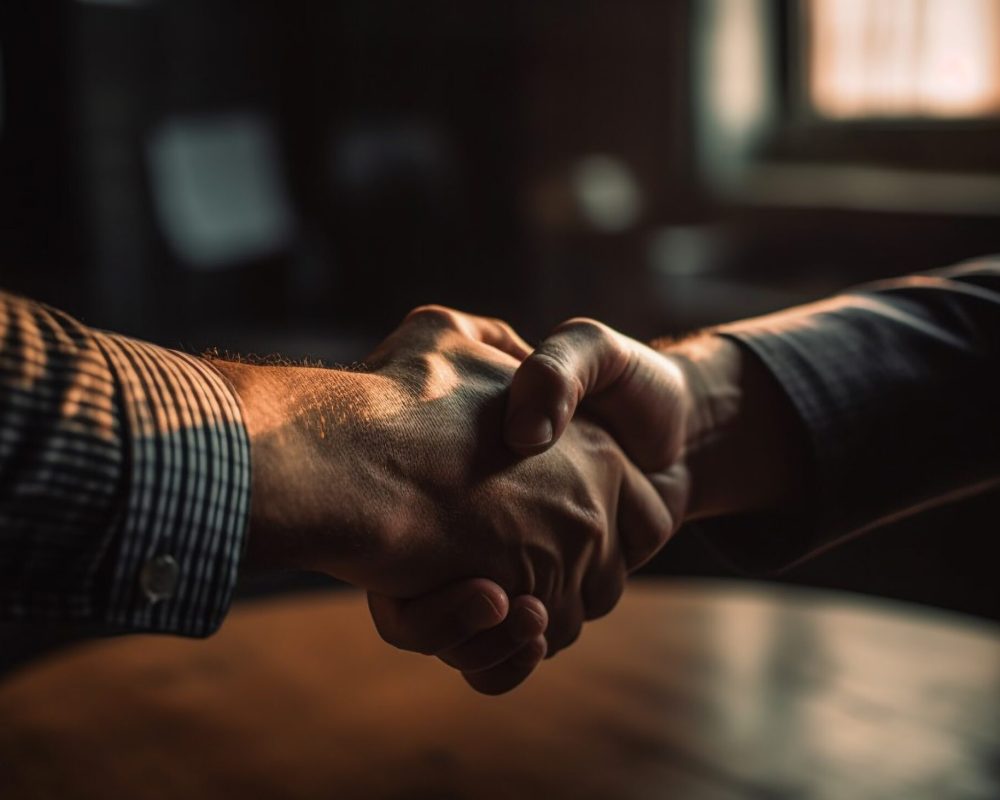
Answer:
(2, 0, 999, 667)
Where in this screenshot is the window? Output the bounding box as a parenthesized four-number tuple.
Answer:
(694, 0, 1000, 214)
(807, 0, 1000, 119)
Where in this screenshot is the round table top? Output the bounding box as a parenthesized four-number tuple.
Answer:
(2, 579, 999, 800)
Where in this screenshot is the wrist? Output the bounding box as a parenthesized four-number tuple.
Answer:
(659, 336, 741, 520)
(659, 335, 806, 521)
(207, 359, 395, 579)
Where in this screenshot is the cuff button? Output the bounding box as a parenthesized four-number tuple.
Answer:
(140, 554, 179, 604)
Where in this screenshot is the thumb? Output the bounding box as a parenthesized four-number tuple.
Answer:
(504, 319, 632, 455)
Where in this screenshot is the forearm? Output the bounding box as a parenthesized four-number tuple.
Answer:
(658, 258, 1000, 571)
(211, 361, 378, 575)
(207, 359, 438, 592)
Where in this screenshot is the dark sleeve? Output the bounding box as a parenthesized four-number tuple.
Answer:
(696, 256, 1000, 574)
(0, 292, 251, 636)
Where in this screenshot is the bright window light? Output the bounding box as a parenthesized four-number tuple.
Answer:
(808, 0, 1000, 118)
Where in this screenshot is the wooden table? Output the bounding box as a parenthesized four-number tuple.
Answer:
(2, 579, 999, 800)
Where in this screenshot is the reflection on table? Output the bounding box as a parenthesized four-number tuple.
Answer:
(2, 579, 999, 800)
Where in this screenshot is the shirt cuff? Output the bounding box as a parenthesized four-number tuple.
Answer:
(93, 333, 251, 637)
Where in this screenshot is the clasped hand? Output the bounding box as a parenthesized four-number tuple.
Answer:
(216, 306, 694, 694)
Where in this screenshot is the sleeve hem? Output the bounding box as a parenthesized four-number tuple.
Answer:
(92, 334, 251, 637)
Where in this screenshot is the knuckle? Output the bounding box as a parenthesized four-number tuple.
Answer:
(493, 319, 522, 345)
(483, 314, 508, 331)
(500, 319, 525, 342)
(552, 317, 633, 386)
(404, 305, 460, 330)
(555, 317, 611, 347)
(496, 318, 516, 336)
(575, 503, 608, 547)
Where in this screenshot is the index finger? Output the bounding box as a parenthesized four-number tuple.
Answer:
(452, 312, 533, 361)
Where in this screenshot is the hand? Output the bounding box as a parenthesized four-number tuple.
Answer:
(503, 319, 807, 526)
(367, 578, 550, 695)
(504, 318, 694, 532)
(213, 306, 672, 674)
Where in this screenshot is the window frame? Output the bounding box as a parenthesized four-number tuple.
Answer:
(759, 0, 1000, 173)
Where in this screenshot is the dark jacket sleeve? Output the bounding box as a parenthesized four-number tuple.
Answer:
(0, 292, 251, 636)
(696, 257, 1000, 574)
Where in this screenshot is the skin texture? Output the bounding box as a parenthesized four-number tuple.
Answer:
(213, 307, 675, 694)
(383, 322, 809, 694)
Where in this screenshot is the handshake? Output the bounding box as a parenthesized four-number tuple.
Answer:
(213, 306, 793, 694)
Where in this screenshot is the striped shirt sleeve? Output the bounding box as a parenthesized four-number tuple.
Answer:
(0, 291, 250, 637)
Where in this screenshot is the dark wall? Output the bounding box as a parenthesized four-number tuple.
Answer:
(1, 0, 998, 621)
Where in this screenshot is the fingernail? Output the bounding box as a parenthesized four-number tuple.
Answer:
(466, 592, 504, 629)
(506, 411, 553, 449)
(512, 606, 546, 640)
